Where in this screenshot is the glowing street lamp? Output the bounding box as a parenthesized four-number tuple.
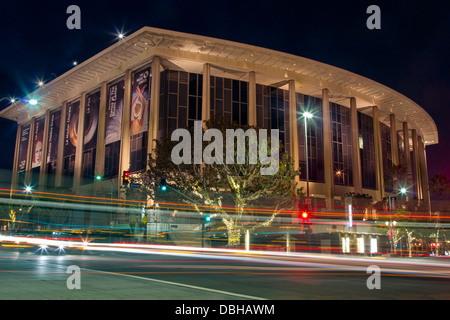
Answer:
(0, 97, 17, 104)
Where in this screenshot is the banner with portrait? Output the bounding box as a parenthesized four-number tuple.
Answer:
(84, 91, 100, 150)
(46, 109, 61, 164)
(64, 101, 80, 157)
(18, 123, 30, 171)
(105, 79, 124, 145)
(32, 116, 45, 168)
(130, 68, 151, 136)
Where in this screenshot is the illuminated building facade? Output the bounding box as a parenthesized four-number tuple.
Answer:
(0, 27, 437, 212)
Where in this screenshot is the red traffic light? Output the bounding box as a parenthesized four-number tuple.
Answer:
(301, 212, 308, 219)
(123, 171, 130, 184)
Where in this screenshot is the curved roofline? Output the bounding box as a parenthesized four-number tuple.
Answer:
(0, 26, 438, 145)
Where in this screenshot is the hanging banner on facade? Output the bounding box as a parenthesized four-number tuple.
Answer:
(130, 68, 150, 136)
(18, 124, 30, 171)
(46, 109, 61, 164)
(105, 79, 124, 145)
(84, 91, 100, 150)
(64, 100, 80, 157)
(32, 117, 45, 168)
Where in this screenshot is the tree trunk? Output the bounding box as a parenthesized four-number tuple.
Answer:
(223, 218, 241, 247)
(227, 228, 241, 247)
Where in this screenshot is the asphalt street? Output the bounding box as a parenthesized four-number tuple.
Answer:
(0, 245, 449, 300)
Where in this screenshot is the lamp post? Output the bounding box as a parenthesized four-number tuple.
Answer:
(303, 111, 313, 201)
(387, 187, 407, 253)
(96, 175, 114, 237)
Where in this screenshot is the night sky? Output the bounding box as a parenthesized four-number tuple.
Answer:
(0, 0, 448, 180)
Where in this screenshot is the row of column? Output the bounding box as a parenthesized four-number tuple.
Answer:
(11, 60, 431, 213)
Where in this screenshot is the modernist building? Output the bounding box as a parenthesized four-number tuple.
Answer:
(0, 27, 437, 212)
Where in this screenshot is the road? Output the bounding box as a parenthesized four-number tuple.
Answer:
(0, 239, 449, 301)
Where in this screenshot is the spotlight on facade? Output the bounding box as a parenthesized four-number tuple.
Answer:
(38, 81, 44, 87)
(29, 99, 38, 106)
(400, 187, 407, 194)
(73, 61, 78, 66)
(118, 33, 125, 40)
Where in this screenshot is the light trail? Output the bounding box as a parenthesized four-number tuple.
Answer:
(1, 235, 449, 279)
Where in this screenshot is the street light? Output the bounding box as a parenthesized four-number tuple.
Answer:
(0, 97, 17, 104)
(303, 111, 314, 200)
(387, 187, 408, 253)
(96, 175, 115, 240)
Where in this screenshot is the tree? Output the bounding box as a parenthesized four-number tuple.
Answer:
(135, 118, 302, 246)
(384, 164, 408, 192)
(429, 173, 450, 200)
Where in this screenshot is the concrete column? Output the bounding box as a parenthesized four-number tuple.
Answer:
(10, 124, 22, 192)
(322, 88, 334, 209)
(24, 119, 36, 186)
(201, 63, 211, 129)
(403, 122, 413, 188)
(411, 129, 422, 199)
(350, 97, 362, 193)
(389, 114, 399, 166)
(288, 80, 299, 183)
(94, 82, 108, 193)
(148, 56, 161, 157)
(55, 102, 67, 187)
(73, 92, 86, 190)
(418, 136, 431, 215)
(119, 70, 132, 186)
(248, 71, 257, 127)
(38, 110, 51, 189)
(372, 106, 384, 200)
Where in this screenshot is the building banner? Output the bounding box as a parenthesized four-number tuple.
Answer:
(32, 117, 45, 168)
(18, 124, 30, 171)
(46, 109, 61, 164)
(64, 101, 80, 157)
(105, 79, 124, 145)
(130, 68, 151, 136)
(84, 91, 100, 150)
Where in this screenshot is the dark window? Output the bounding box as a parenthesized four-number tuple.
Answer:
(160, 70, 203, 135)
(210, 76, 249, 126)
(63, 154, 76, 188)
(296, 93, 324, 183)
(130, 132, 148, 172)
(104, 141, 121, 179)
(82, 148, 96, 184)
(330, 102, 353, 186)
(358, 112, 376, 189)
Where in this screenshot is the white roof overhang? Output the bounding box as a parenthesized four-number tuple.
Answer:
(0, 27, 438, 146)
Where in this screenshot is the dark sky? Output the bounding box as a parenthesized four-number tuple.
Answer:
(0, 0, 448, 179)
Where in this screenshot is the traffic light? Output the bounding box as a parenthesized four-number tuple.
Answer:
(301, 211, 308, 219)
(122, 171, 130, 185)
(205, 215, 211, 223)
(160, 178, 167, 191)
